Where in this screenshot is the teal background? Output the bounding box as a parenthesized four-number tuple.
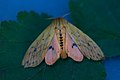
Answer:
(0, 0, 120, 80)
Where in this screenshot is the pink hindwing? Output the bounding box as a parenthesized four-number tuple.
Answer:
(22, 18, 104, 68)
(45, 34, 60, 65)
(65, 32, 83, 62)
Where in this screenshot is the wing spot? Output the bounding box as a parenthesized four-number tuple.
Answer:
(52, 47, 54, 50)
(34, 48, 37, 52)
(92, 55, 95, 58)
(26, 60, 29, 64)
(32, 61, 34, 64)
(48, 46, 52, 50)
(29, 52, 31, 55)
(48, 46, 54, 50)
(97, 54, 101, 57)
(87, 43, 90, 46)
(96, 56, 99, 59)
(72, 43, 77, 48)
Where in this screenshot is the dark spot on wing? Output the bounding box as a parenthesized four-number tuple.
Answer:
(26, 60, 29, 64)
(32, 61, 34, 64)
(87, 43, 91, 46)
(48, 46, 54, 50)
(48, 46, 52, 50)
(72, 43, 77, 48)
(29, 52, 31, 55)
(97, 53, 101, 57)
(52, 47, 54, 50)
(96, 56, 99, 59)
(34, 48, 37, 52)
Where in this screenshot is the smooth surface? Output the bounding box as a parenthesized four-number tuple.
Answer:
(0, 0, 69, 21)
(0, 0, 120, 80)
(104, 57, 120, 80)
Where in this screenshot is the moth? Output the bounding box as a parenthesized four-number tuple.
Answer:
(22, 18, 104, 68)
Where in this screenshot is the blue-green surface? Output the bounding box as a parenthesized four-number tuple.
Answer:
(0, 0, 120, 80)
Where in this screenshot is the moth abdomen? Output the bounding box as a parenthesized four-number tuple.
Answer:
(60, 33, 62, 36)
(60, 41, 63, 44)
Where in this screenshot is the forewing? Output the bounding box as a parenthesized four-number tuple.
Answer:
(65, 23, 104, 60)
(22, 25, 55, 68)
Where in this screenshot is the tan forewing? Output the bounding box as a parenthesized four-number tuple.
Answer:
(22, 24, 55, 68)
(65, 22, 104, 60)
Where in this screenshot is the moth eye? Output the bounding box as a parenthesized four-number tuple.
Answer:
(72, 43, 77, 48)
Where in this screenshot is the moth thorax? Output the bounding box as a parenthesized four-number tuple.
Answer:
(60, 50, 67, 59)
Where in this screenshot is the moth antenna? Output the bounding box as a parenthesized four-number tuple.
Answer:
(62, 12, 71, 18)
(45, 12, 71, 20)
(46, 17, 55, 20)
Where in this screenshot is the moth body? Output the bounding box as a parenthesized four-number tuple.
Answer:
(22, 18, 104, 68)
(53, 18, 67, 59)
